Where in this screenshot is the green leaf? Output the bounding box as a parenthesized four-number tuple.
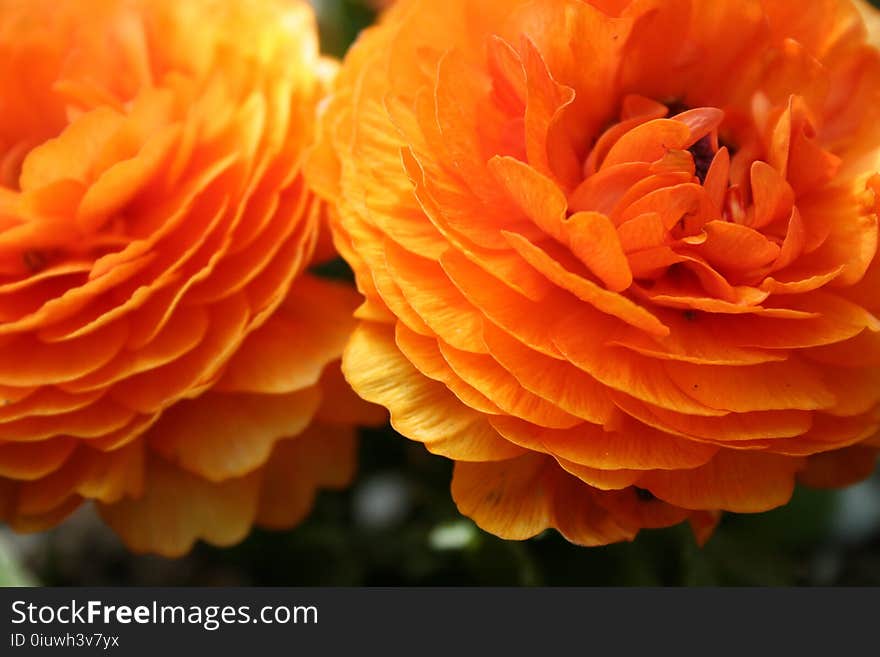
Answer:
(0, 533, 37, 587)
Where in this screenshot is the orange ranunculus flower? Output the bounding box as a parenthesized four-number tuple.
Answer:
(0, 0, 383, 556)
(309, 0, 880, 546)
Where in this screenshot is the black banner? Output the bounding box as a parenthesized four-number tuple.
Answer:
(0, 587, 874, 654)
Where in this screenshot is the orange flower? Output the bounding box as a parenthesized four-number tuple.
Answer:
(309, 0, 880, 546)
(0, 0, 383, 556)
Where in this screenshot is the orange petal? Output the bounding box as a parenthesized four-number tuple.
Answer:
(617, 212, 666, 253)
(402, 145, 541, 250)
(758, 411, 880, 456)
(702, 146, 730, 210)
(689, 510, 722, 546)
(709, 291, 879, 350)
(565, 211, 633, 291)
(618, 182, 716, 230)
(216, 275, 359, 394)
(637, 450, 804, 513)
(344, 322, 524, 461)
(395, 322, 503, 415)
(554, 458, 641, 490)
(671, 107, 724, 144)
(59, 305, 209, 393)
(313, 361, 388, 428)
(483, 322, 618, 426)
(491, 415, 718, 472)
(583, 105, 668, 175)
(504, 230, 669, 336)
(0, 319, 128, 386)
(19, 107, 124, 191)
(76, 124, 181, 232)
(99, 454, 261, 557)
(820, 366, 880, 417)
(434, 48, 511, 204)
(569, 162, 652, 215)
(71, 440, 146, 503)
(487, 35, 526, 115)
(697, 220, 781, 272)
(770, 206, 806, 272)
(256, 423, 357, 529)
(383, 240, 488, 353)
(148, 387, 321, 483)
(440, 247, 563, 358)
(0, 438, 77, 480)
(554, 310, 725, 416)
(109, 292, 250, 413)
(0, 397, 134, 441)
(664, 358, 836, 412)
(0, 493, 83, 534)
(489, 155, 567, 241)
(0, 388, 103, 422)
(608, 308, 785, 366)
(799, 445, 879, 489)
(601, 119, 691, 168)
(438, 340, 582, 429)
(451, 453, 638, 545)
(749, 160, 795, 229)
(627, 246, 686, 279)
(520, 37, 579, 186)
(14, 440, 144, 515)
(611, 392, 814, 444)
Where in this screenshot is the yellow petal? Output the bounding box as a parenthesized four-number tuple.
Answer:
(99, 454, 261, 557)
(344, 322, 524, 461)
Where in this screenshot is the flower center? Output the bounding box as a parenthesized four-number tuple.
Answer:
(687, 134, 714, 185)
(558, 92, 842, 301)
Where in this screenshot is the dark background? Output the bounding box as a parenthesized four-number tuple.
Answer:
(1, 0, 879, 587)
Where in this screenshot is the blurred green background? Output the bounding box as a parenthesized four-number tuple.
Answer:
(2, 0, 880, 588)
